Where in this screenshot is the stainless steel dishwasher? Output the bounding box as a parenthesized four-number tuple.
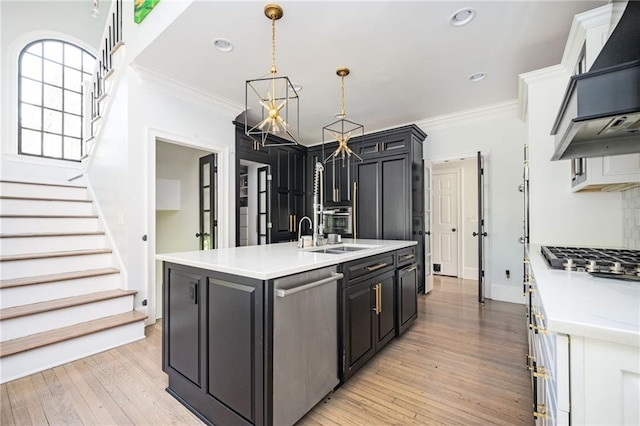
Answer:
(273, 266, 343, 426)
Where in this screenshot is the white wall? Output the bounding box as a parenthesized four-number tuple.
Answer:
(433, 159, 478, 280)
(521, 67, 622, 247)
(421, 101, 525, 304)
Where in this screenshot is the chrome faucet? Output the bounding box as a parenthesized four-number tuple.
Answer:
(313, 162, 325, 246)
(297, 216, 312, 248)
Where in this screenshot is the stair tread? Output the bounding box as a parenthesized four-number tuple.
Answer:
(0, 311, 147, 358)
(0, 268, 120, 289)
(0, 231, 105, 238)
(0, 195, 91, 202)
(0, 289, 136, 320)
(0, 179, 86, 189)
(0, 248, 112, 262)
(0, 214, 98, 218)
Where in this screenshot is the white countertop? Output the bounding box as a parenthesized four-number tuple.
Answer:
(529, 244, 640, 347)
(156, 239, 416, 280)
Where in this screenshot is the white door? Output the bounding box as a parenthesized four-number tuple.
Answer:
(424, 160, 433, 293)
(433, 171, 458, 276)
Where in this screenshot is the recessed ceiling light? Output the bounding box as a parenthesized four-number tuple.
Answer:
(212, 38, 233, 52)
(469, 72, 486, 82)
(450, 8, 476, 26)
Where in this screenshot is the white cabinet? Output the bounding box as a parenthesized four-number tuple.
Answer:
(571, 337, 640, 426)
(526, 255, 640, 425)
(572, 153, 640, 192)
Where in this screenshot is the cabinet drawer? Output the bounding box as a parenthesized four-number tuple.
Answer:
(343, 252, 396, 286)
(397, 247, 416, 267)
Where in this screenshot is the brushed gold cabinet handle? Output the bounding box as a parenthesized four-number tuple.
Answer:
(378, 283, 382, 313)
(401, 254, 415, 260)
(372, 284, 381, 315)
(528, 323, 548, 334)
(533, 404, 547, 419)
(353, 182, 357, 239)
(532, 366, 547, 378)
(366, 262, 388, 272)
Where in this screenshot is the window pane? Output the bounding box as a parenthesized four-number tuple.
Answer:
(43, 109, 62, 134)
(83, 52, 95, 73)
(43, 85, 62, 109)
(21, 78, 42, 105)
(64, 45, 82, 70)
(21, 104, 42, 130)
(64, 113, 81, 137)
(21, 53, 42, 80)
(43, 133, 62, 157)
(64, 137, 81, 160)
(64, 67, 82, 92)
(44, 41, 63, 63)
(21, 129, 41, 155)
(65, 90, 81, 115)
(26, 42, 42, 56)
(43, 60, 63, 86)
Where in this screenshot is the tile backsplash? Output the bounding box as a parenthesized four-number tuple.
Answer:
(623, 187, 640, 249)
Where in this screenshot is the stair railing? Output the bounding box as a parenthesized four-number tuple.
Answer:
(80, 0, 124, 169)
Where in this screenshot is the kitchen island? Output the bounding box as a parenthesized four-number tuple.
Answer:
(157, 239, 417, 426)
(526, 244, 640, 424)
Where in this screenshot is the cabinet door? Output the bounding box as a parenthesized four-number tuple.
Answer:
(375, 271, 396, 349)
(381, 156, 410, 240)
(165, 268, 201, 386)
(397, 264, 418, 335)
(207, 277, 258, 423)
(343, 281, 375, 381)
(291, 150, 305, 194)
(356, 160, 380, 239)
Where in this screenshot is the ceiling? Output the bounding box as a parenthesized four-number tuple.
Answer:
(134, 0, 608, 145)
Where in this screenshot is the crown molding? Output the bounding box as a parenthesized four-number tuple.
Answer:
(415, 100, 518, 131)
(561, 3, 613, 71)
(518, 64, 567, 121)
(130, 64, 244, 117)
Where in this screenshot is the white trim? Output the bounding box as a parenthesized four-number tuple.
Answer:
(131, 64, 244, 118)
(518, 64, 567, 121)
(145, 127, 231, 325)
(561, 4, 613, 71)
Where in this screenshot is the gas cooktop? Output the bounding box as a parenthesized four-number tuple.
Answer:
(540, 246, 640, 281)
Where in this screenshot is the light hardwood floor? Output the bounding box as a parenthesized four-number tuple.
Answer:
(1, 276, 533, 425)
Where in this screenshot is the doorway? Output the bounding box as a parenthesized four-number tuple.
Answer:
(432, 159, 478, 280)
(238, 159, 270, 246)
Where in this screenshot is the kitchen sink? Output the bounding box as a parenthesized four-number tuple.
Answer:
(306, 245, 374, 255)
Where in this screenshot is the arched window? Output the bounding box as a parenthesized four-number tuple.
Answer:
(18, 39, 96, 161)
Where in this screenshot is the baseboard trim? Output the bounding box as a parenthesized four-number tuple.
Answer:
(488, 283, 526, 304)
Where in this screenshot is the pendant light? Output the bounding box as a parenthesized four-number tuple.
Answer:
(245, 3, 300, 147)
(322, 67, 363, 164)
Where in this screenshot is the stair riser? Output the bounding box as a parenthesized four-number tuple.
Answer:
(0, 199, 94, 216)
(0, 217, 100, 234)
(1, 235, 106, 256)
(0, 274, 121, 309)
(1, 296, 134, 341)
(0, 321, 145, 384)
(0, 183, 88, 200)
(1, 253, 112, 280)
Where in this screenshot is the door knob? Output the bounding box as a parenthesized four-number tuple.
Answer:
(452, 228, 456, 232)
(425, 231, 431, 236)
(472, 231, 488, 237)
(195, 232, 209, 238)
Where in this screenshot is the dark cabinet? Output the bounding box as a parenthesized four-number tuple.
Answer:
(396, 262, 418, 335)
(341, 252, 397, 382)
(163, 263, 264, 426)
(272, 147, 306, 242)
(164, 268, 202, 386)
(354, 125, 426, 292)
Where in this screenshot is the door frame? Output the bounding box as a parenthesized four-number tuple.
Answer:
(432, 168, 462, 278)
(146, 127, 230, 325)
(429, 151, 490, 297)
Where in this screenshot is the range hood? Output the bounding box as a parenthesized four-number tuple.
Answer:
(550, 0, 640, 161)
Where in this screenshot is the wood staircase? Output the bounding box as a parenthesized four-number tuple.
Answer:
(0, 179, 147, 384)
